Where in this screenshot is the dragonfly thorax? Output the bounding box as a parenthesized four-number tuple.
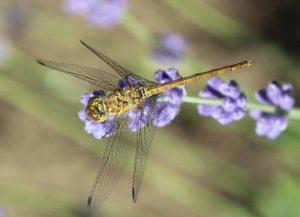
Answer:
(104, 86, 145, 114)
(86, 96, 109, 122)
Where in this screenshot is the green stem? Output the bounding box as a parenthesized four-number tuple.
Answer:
(120, 12, 154, 44)
(160, 0, 253, 44)
(183, 96, 300, 121)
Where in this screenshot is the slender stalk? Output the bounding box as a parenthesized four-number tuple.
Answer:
(120, 12, 154, 44)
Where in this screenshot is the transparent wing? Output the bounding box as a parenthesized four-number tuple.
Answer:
(87, 113, 134, 212)
(80, 40, 154, 85)
(132, 98, 157, 202)
(37, 41, 155, 91)
(36, 60, 121, 92)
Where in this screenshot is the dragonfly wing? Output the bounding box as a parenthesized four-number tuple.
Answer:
(36, 60, 121, 92)
(87, 113, 134, 211)
(132, 98, 157, 202)
(80, 41, 155, 85)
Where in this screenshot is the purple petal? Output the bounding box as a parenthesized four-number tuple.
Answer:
(198, 86, 220, 99)
(154, 68, 185, 106)
(92, 126, 107, 139)
(255, 89, 272, 105)
(163, 88, 185, 105)
(128, 102, 153, 132)
(212, 108, 234, 125)
(207, 77, 224, 91)
(255, 115, 271, 136)
(282, 83, 293, 93)
(278, 95, 294, 110)
(197, 104, 218, 116)
(155, 68, 181, 84)
(219, 80, 240, 99)
(85, 121, 101, 134)
(236, 93, 247, 108)
(266, 115, 287, 139)
(128, 108, 147, 132)
(250, 109, 262, 120)
(266, 81, 283, 105)
(78, 108, 88, 121)
(80, 92, 92, 105)
(233, 107, 245, 120)
(221, 98, 236, 113)
(250, 111, 288, 140)
(84, 119, 115, 139)
(153, 103, 180, 127)
(128, 119, 140, 132)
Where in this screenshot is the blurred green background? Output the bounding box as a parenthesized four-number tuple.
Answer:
(0, 0, 300, 217)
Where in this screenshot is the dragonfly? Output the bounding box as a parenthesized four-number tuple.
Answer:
(37, 41, 253, 210)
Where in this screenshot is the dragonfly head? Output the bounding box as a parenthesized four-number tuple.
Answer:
(86, 96, 109, 122)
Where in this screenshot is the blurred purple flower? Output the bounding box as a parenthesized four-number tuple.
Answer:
(250, 81, 294, 139)
(87, 0, 127, 28)
(127, 68, 186, 131)
(78, 92, 115, 139)
(5, 1, 30, 37)
(63, 0, 94, 15)
(63, 0, 127, 28)
(153, 33, 188, 64)
(0, 208, 5, 217)
(0, 36, 8, 64)
(197, 77, 247, 124)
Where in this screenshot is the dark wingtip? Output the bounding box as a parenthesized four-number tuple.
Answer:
(36, 59, 45, 66)
(80, 40, 88, 47)
(86, 196, 94, 217)
(132, 187, 137, 203)
(87, 196, 92, 207)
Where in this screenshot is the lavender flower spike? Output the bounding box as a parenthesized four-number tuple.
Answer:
(250, 81, 294, 139)
(152, 68, 186, 127)
(127, 68, 186, 132)
(153, 33, 188, 64)
(197, 77, 247, 124)
(78, 91, 115, 139)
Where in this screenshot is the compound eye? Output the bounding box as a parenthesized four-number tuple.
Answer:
(85, 96, 109, 123)
(86, 108, 99, 122)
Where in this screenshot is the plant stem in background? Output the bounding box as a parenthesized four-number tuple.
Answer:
(183, 96, 300, 121)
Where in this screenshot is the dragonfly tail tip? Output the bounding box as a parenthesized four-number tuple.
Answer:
(246, 60, 254, 67)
